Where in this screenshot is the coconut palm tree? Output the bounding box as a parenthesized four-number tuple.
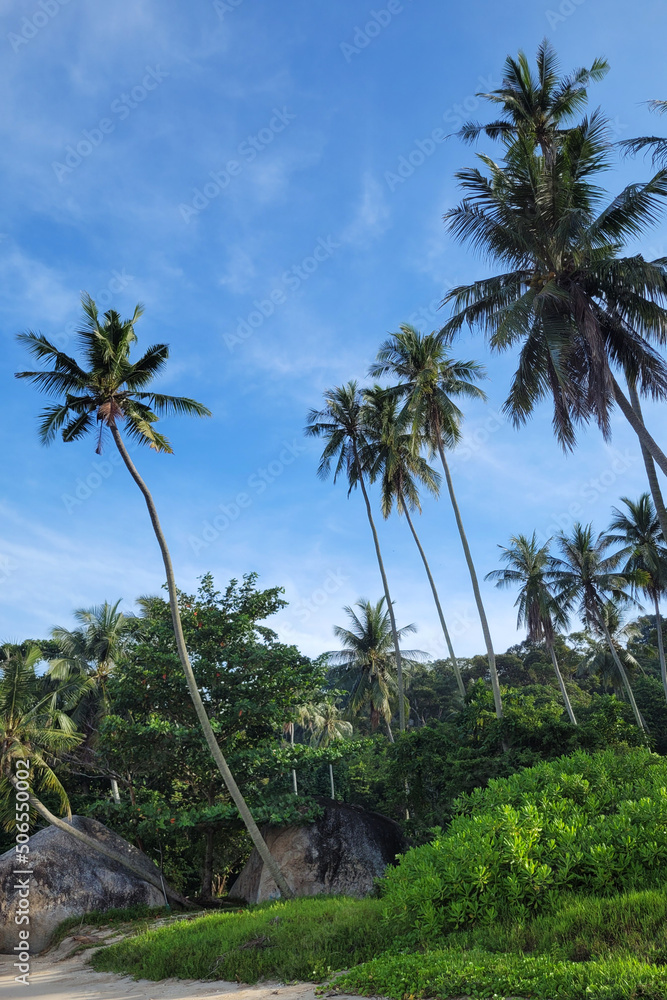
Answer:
(48, 600, 140, 802)
(486, 533, 577, 724)
(575, 600, 643, 699)
(607, 494, 667, 702)
(362, 386, 465, 699)
(0, 644, 80, 821)
(621, 100, 667, 166)
(457, 39, 609, 162)
(15, 294, 292, 898)
(370, 326, 504, 719)
(305, 381, 408, 731)
(441, 60, 667, 536)
(549, 523, 645, 730)
(300, 697, 353, 799)
(326, 598, 426, 742)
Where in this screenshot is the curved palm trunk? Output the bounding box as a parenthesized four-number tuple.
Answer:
(110, 426, 293, 899)
(613, 377, 667, 480)
(653, 594, 667, 705)
(403, 504, 466, 699)
(627, 379, 667, 544)
(547, 640, 578, 725)
(13, 779, 191, 907)
(598, 615, 646, 731)
(436, 441, 503, 719)
(354, 458, 406, 732)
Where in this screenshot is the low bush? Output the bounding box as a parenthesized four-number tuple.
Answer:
(91, 895, 388, 982)
(381, 747, 667, 941)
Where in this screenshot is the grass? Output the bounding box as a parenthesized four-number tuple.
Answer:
(88, 890, 667, 997)
(90, 895, 389, 983)
(48, 904, 174, 949)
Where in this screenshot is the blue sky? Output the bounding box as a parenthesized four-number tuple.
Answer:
(2, 0, 667, 660)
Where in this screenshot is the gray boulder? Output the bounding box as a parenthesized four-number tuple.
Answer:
(0, 816, 168, 954)
(228, 799, 405, 903)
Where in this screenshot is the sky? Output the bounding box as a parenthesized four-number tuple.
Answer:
(2, 0, 667, 662)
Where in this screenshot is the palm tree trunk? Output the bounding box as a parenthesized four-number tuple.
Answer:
(436, 441, 503, 719)
(110, 778, 120, 803)
(547, 640, 578, 725)
(13, 778, 191, 908)
(289, 723, 298, 795)
(598, 615, 646, 731)
(403, 504, 465, 699)
(653, 594, 667, 704)
(200, 827, 215, 902)
(110, 425, 293, 899)
(613, 377, 667, 480)
(329, 762, 335, 799)
(627, 379, 667, 544)
(354, 455, 406, 732)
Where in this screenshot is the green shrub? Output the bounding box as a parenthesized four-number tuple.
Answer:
(381, 747, 667, 941)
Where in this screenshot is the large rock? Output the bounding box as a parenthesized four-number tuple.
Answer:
(0, 816, 168, 954)
(228, 800, 405, 903)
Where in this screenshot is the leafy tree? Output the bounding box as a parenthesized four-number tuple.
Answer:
(550, 524, 645, 730)
(306, 382, 409, 731)
(607, 494, 667, 701)
(15, 295, 292, 897)
(326, 598, 426, 742)
(486, 533, 578, 724)
(370, 326, 503, 719)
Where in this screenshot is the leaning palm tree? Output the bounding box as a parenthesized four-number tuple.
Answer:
(48, 600, 140, 802)
(457, 39, 608, 162)
(441, 57, 667, 542)
(486, 533, 577, 724)
(362, 386, 465, 699)
(305, 381, 408, 731)
(550, 523, 645, 730)
(300, 697, 353, 799)
(576, 600, 643, 700)
(326, 598, 426, 742)
(370, 326, 504, 719)
(0, 644, 80, 823)
(15, 294, 292, 898)
(607, 494, 667, 702)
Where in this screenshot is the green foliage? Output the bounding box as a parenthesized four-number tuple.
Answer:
(91, 896, 388, 983)
(380, 748, 667, 941)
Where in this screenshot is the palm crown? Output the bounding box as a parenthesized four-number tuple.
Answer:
(15, 294, 211, 454)
(487, 533, 569, 645)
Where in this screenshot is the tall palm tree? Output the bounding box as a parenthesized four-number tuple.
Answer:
(362, 386, 465, 699)
(486, 533, 577, 724)
(300, 697, 353, 799)
(326, 598, 425, 742)
(620, 100, 667, 166)
(441, 52, 667, 541)
(48, 600, 140, 802)
(626, 377, 667, 542)
(549, 523, 645, 730)
(15, 294, 292, 898)
(607, 494, 667, 702)
(575, 600, 642, 699)
(0, 644, 80, 821)
(457, 39, 608, 162)
(305, 381, 408, 731)
(370, 326, 504, 719)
